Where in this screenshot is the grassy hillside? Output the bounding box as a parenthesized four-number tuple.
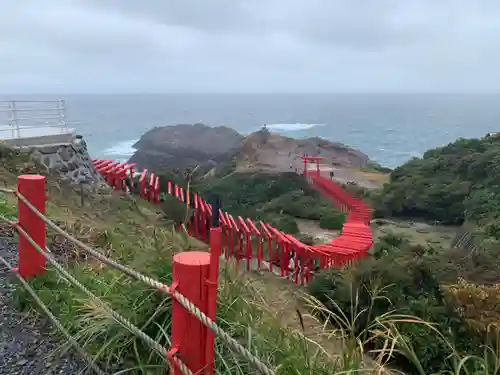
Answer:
(376, 135, 500, 249)
(0, 146, 344, 374)
(4, 145, 500, 374)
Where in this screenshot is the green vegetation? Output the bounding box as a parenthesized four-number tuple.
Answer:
(156, 170, 346, 235)
(305, 135, 500, 373)
(318, 210, 346, 230)
(377, 135, 500, 249)
(4, 141, 500, 374)
(0, 152, 343, 374)
(309, 231, 500, 374)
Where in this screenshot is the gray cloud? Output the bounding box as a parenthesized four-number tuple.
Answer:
(1, 0, 500, 92)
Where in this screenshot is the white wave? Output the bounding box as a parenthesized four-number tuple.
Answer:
(101, 139, 139, 157)
(266, 123, 325, 131)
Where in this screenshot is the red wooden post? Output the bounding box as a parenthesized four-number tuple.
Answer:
(199, 206, 206, 242)
(154, 176, 160, 203)
(179, 187, 185, 203)
(149, 173, 156, 202)
(247, 219, 261, 272)
(171, 251, 211, 375)
(293, 246, 300, 284)
(205, 227, 222, 375)
(193, 195, 199, 239)
(139, 170, 148, 199)
(238, 217, 251, 272)
(18, 175, 47, 278)
(129, 165, 135, 193)
(229, 226, 234, 259)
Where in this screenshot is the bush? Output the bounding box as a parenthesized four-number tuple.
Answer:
(319, 211, 346, 230)
(377, 135, 500, 247)
(267, 215, 299, 234)
(308, 247, 483, 374)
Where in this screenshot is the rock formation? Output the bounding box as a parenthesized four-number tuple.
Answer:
(129, 123, 244, 172)
(237, 131, 372, 172)
(129, 123, 378, 181)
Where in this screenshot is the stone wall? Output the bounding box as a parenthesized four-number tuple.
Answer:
(28, 136, 104, 185)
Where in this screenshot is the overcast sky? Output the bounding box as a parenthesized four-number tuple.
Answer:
(1, 0, 500, 93)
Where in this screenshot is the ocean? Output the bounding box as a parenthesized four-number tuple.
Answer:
(2, 93, 500, 169)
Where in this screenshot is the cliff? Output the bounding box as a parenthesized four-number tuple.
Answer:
(129, 123, 243, 172)
(236, 129, 372, 172)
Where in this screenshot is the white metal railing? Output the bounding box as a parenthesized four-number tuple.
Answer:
(0, 100, 71, 140)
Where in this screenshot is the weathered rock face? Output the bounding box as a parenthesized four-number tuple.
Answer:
(236, 131, 373, 172)
(129, 123, 244, 171)
(28, 136, 104, 184)
(129, 124, 377, 177)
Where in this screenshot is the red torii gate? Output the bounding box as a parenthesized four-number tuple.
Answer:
(300, 155, 322, 182)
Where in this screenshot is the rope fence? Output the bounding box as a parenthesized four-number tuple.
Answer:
(0, 186, 14, 194)
(0, 175, 275, 375)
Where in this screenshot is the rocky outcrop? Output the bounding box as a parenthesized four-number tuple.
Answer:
(236, 131, 373, 171)
(28, 135, 104, 184)
(129, 123, 377, 178)
(129, 123, 244, 172)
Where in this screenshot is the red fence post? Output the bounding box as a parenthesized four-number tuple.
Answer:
(18, 175, 47, 278)
(171, 251, 211, 374)
(205, 227, 222, 375)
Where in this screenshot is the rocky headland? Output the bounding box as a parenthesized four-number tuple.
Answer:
(129, 123, 388, 188)
(129, 123, 243, 172)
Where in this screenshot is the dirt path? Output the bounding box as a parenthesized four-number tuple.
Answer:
(0, 237, 90, 375)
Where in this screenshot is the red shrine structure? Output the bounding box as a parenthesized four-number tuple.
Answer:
(300, 155, 322, 182)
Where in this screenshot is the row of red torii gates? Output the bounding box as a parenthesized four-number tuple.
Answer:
(300, 155, 351, 212)
(93, 154, 326, 203)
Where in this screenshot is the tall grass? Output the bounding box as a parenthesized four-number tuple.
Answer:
(3, 161, 500, 374)
(305, 279, 500, 375)
(13, 231, 500, 374)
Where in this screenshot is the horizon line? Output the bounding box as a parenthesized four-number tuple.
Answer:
(1, 92, 500, 96)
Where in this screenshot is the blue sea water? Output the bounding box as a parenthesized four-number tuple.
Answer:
(3, 93, 500, 168)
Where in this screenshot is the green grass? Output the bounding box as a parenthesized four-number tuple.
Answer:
(0, 169, 342, 374)
(3, 150, 500, 375)
(0, 192, 16, 218)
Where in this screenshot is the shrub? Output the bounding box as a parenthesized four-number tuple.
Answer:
(319, 211, 346, 230)
(308, 248, 483, 374)
(377, 135, 500, 247)
(267, 215, 299, 234)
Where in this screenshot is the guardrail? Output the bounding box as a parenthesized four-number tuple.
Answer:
(92, 156, 374, 280)
(0, 177, 275, 375)
(0, 100, 71, 141)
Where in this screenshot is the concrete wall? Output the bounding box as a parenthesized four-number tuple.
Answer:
(27, 136, 104, 185)
(5, 132, 74, 147)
